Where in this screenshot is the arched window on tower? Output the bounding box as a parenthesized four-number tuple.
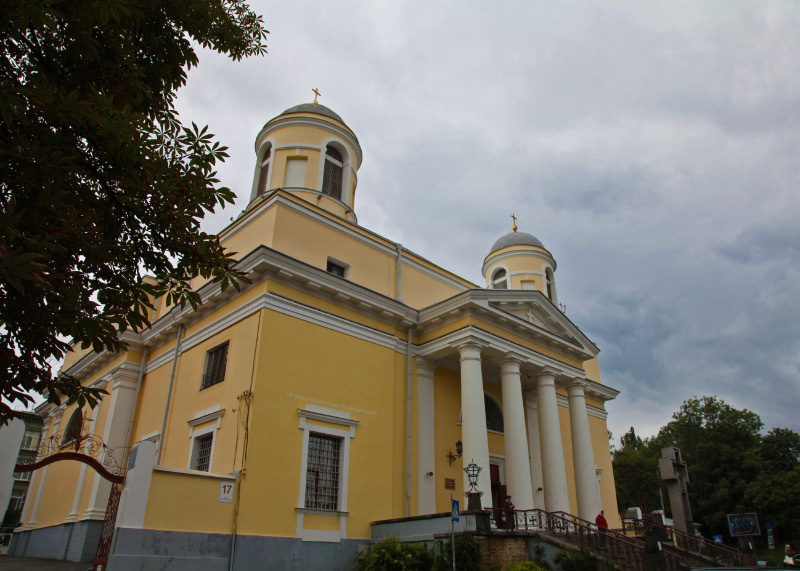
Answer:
(257, 145, 272, 196)
(485, 394, 504, 433)
(62, 408, 83, 446)
(322, 146, 343, 200)
(545, 268, 556, 302)
(491, 268, 508, 289)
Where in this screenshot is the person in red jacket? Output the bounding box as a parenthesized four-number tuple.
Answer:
(595, 510, 609, 547)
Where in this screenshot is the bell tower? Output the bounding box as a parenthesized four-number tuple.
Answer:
(248, 99, 363, 223)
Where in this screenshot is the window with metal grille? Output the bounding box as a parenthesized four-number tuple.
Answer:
(305, 433, 342, 511)
(322, 146, 343, 200)
(194, 433, 214, 472)
(491, 268, 508, 289)
(257, 145, 272, 195)
(202, 342, 229, 389)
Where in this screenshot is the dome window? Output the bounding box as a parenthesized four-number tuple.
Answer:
(322, 146, 343, 200)
(491, 268, 508, 289)
(545, 267, 557, 302)
(257, 145, 272, 196)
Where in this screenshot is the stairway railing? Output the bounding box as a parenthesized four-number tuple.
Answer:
(621, 517, 744, 567)
(486, 508, 687, 571)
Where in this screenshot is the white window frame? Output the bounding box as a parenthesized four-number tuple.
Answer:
(187, 405, 223, 472)
(295, 405, 358, 543)
(316, 138, 352, 206)
(21, 430, 40, 451)
(490, 265, 510, 289)
(13, 470, 32, 482)
(8, 491, 26, 512)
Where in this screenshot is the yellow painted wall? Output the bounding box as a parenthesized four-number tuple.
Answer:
(143, 470, 235, 533)
(590, 415, 621, 528)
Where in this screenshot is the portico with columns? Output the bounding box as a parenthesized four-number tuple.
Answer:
(413, 289, 619, 522)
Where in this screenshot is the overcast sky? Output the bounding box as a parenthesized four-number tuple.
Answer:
(174, 0, 800, 444)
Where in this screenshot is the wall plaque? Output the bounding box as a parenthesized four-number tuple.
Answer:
(444, 478, 455, 490)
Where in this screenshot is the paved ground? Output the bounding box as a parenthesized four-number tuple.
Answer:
(0, 556, 93, 570)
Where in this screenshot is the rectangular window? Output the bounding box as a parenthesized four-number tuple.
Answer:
(284, 157, 307, 188)
(305, 432, 342, 511)
(21, 430, 39, 450)
(202, 342, 229, 390)
(326, 260, 346, 277)
(194, 433, 214, 472)
(8, 492, 26, 512)
(13, 471, 32, 481)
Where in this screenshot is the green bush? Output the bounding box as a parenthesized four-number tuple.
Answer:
(507, 562, 548, 571)
(432, 534, 482, 571)
(352, 536, 434, 571)
(554, 546, 619, 571)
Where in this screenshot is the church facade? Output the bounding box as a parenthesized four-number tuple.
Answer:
(10, 102, 621, 569)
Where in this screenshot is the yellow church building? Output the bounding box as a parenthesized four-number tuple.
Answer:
(9, 100, 621, 569)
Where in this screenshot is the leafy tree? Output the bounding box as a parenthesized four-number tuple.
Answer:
(612, 427, 662, 513)
(655, 396, 763, 536)
(744, 428, 800, 542)
(0, 0, 268, 422)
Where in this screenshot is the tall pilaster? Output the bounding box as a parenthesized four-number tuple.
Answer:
(415, 357, 437, 515)
(567, 380, 602, 520)
(25, 411, 61, 529)
(536, 368, 570, 513)
(458, 342, 492, 508)
(85, 363, 139, 519)
(499, 355, 534, 510)
(524, 392, 545, 510)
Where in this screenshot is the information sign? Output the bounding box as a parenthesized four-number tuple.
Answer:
(451, 499, 460, 522)
(726, 513, 760, 537)
(219, 481, 234, 503)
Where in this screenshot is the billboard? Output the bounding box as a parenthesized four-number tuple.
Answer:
(727, 513, 760, 537)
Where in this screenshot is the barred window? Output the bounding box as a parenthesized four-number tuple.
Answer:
(491, 268, 508, 289)
(194, 433, 214, 472)
(322, 146, 343, 200)
(202, 342, 229, 390)
(305, 433, 342, 511)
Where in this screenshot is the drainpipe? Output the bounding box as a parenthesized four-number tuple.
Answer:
(406, 326, 413, 517)
(396, 244, 403, 302)
(156, 324, 184, 465)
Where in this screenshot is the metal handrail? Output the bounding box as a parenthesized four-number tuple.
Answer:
(486, 508, 687, 571)
(622, 517, 744, 566)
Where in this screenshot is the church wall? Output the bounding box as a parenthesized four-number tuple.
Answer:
(399, 263, 469, 309)
(589, 414, 621, 528)
(583, 357, 602, 384)
(142, 470, 235, 533)
(558, 401, 579, 516)
(230, 308, 401, 540)
(432, 366, 465, 513)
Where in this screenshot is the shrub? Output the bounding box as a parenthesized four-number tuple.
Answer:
(507, 562, 548, 571)
(352, 536, 434, 571)
(432, 534, 482, 571)
(554, 546, 619, 571)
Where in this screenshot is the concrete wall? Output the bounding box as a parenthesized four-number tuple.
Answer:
(110, 528, 367, 571)
(8, 520, 103, 562)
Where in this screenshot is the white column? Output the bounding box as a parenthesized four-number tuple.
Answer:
(458, 342, 492, 508)
(536, 367, 570, 513)
(85, 364, 139, 519)
(499, 355, 534, 510)
(568, 380, 602, 520)
(415, 357, 437, 515)
(26, 412, 61, 529)
(524, 392, 545, 510)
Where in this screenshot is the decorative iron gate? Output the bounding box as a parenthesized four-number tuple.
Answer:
(93, 483, 122, 571)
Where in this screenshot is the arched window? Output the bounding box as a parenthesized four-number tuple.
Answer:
(491, 268, 508, 289)
(322, 146, 343, 200)
(257, 145, 272, 196)
(63, 408, 83, 446)
(485, 394, 504, 433)
(545, 268, 556, 302)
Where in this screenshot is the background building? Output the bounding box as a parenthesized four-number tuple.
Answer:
(10, 102, 621, 569)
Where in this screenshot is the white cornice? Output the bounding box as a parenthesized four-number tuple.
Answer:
(256, 116, 363, 166)
(416, 325, 585, 379)
(482, 249, 557, 276)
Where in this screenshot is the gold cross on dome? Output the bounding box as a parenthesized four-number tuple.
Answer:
(312, 88, 321, 104)
(511, 213, 518, 232)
